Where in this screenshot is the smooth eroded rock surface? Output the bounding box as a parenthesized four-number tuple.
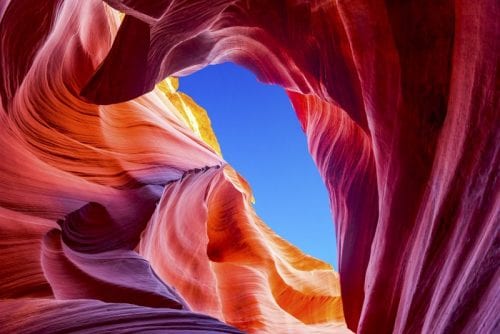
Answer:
(0, 0, 498, 333)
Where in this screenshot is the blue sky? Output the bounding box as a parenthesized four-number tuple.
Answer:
(180, 63, 338, 268)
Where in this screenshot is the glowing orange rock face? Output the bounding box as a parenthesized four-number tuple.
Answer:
(0, 0, 498, 333)
(140, 165, 346, 332)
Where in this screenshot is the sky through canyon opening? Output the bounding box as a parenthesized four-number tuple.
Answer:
(180, 62, 338, 268)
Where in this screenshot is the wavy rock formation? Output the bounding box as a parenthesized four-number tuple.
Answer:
(0, 0, 498, 333)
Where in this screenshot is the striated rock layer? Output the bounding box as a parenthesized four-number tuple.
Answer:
(0, 1, 346, 333)
(0, 0, 498, 333)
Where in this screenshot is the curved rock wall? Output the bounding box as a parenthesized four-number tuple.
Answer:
(0, 0, 498, 333)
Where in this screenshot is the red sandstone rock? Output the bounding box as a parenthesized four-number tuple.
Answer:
(82, 0, 500, 332)
(0, 0, 498, 333)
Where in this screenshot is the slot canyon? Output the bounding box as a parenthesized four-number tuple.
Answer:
(0, 1, 498, 333)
